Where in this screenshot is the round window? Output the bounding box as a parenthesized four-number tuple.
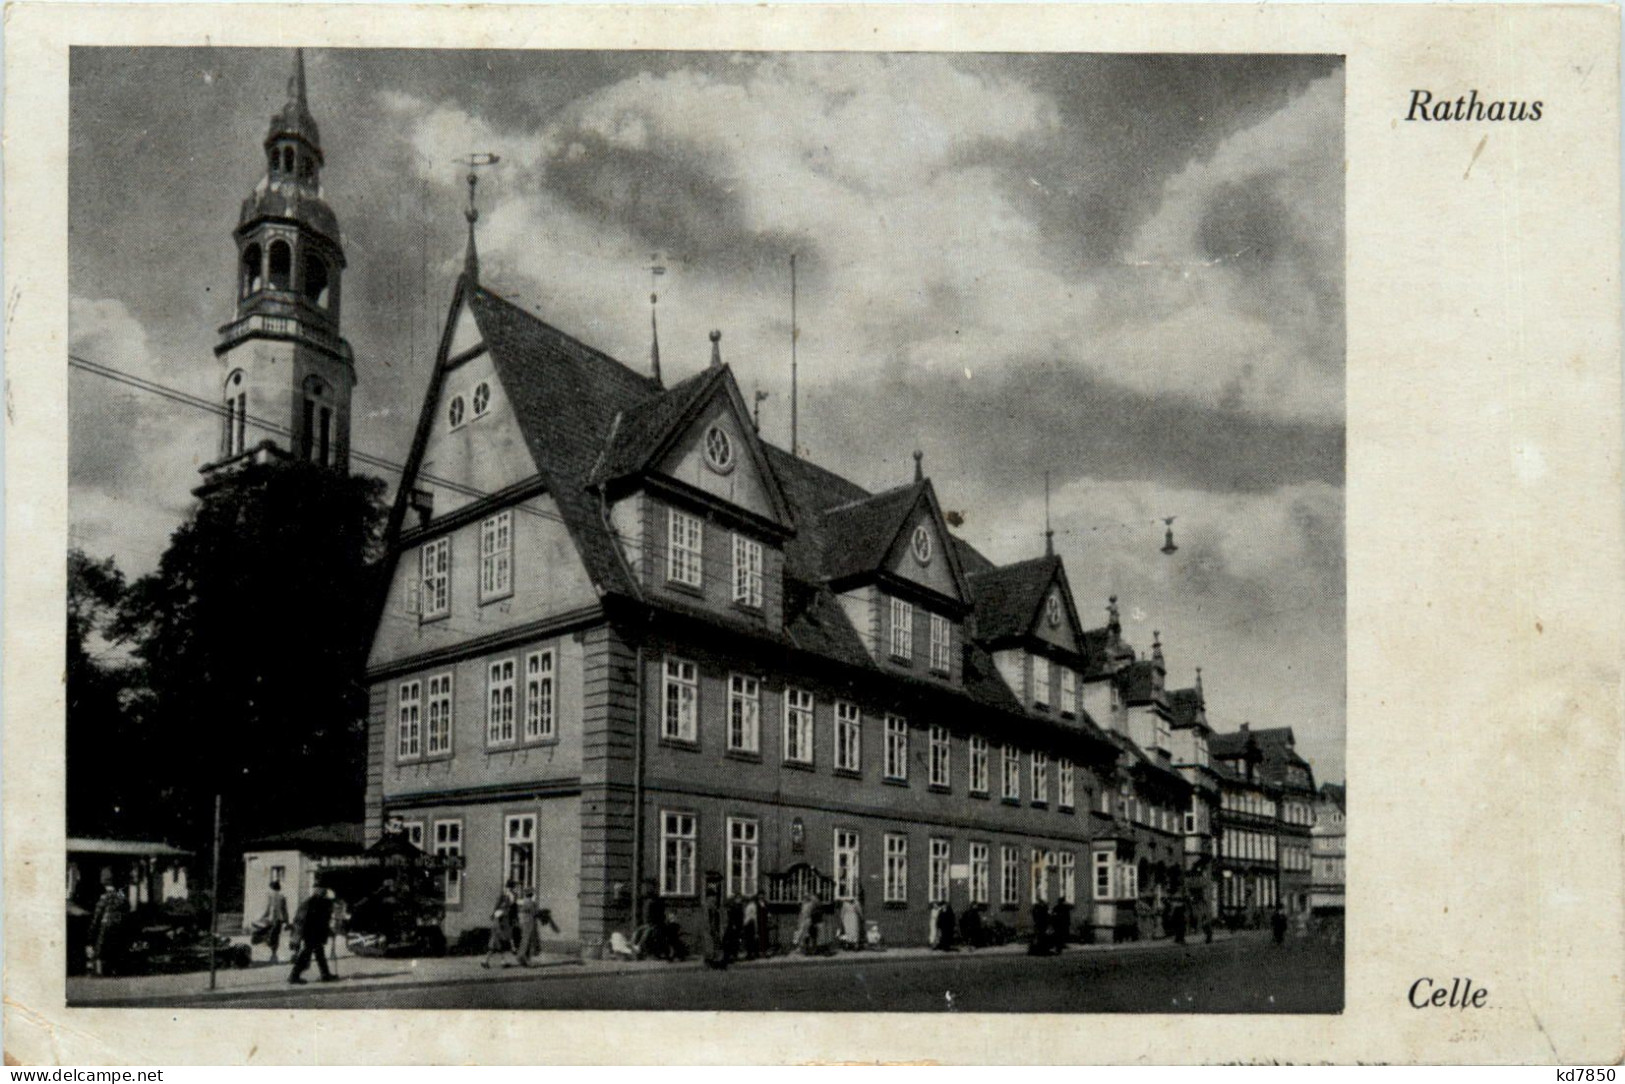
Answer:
(448, 395, 466, 428)
(911, 524, 933, 565)
(1047, 594, 1062, 627)
(472, 381, 491, 417)
(703, 425, 734, 473)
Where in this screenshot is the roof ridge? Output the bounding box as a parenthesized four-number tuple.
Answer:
(822, 480, 920, 516)
(472, 283, 660, 395)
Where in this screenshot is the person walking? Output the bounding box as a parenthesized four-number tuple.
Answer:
(1052, 897, 1074, 951)
(89, 869, 129, 977)
(483, 881, 521, 968)
(791, 891, 819, 955)
(1271, 903, 1289, 945)
(260, 879, 290, 965)
(515, 887, 541, 965)
(288, 887, 336, 984)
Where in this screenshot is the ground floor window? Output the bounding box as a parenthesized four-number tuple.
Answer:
(1030, 847, 1054, 904)
(434, 819, 463, 905)
(505, 813, 535, 892)
(1058, 851, 1076, 904)
(929, 838, 950, 903)
(727, 816, 759, 897)
(1093, 850, 1113, 901)
(1001, 845, 1020, 906)
(834, 829, 861, 900)
(661, 810, 697, 897)
(969, 842, 990, 904)
(884, 833, 908, 903)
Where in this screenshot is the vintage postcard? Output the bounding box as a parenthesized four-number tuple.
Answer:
(4, 1, 1620, 1066)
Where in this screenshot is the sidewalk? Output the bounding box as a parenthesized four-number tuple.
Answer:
(67, 929, 1251, 1007)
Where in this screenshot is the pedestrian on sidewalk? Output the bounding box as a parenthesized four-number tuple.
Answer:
(741, 893, 762, 959)
(483, 881, 522, 968)
(1052, 897, 1074, 951)
(288, 887, 336, 984)
(90, 869, 129, 977)
(516, 887, 540, 965)
(1270, 903, 1288, 945)
(257, 879, 290, 965)
(791, 891, 820, 955)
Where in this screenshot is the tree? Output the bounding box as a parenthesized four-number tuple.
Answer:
(113, 460, 389, 860)
(67, 549, 153, 837)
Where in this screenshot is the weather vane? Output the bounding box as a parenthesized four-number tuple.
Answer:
(455, 152, 502, 223)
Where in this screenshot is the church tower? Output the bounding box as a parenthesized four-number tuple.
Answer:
(207, 49, 354, 477)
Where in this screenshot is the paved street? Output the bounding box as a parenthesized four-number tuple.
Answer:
(118, 932, 1341, 1013)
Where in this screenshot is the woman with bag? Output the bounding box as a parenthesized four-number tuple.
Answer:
(482, 880, 522, 968)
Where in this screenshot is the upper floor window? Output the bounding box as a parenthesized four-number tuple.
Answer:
(425, 672, 453, 756)
(1155, 717, 1171, 752)
(663, 658, 698, 742)
(728, 675, 760, 754)
(448, 395, 467, 430)
(300, 377, 332, 466)
(396, 679, 422, 761)
(1059, 759, 1075, 809)
(928, 614, 951, 674)
(1046, 593, 1062, 628)
(884, 715, 909, 781)
(1032, 752, 1050, 804)
(928, 725, 950, 788)
(1059, 667, 1076, 716)
(835, 701, 861, 773)
(666, 508, 703, 588)
(1002, 745, 1021, 801)
(524, 650, 554, 741)
(419, 538, 450, 620)
(479, 512, 513, 602)
(301, 251, 330, 308)
(889, 597, 913, 660)
(486, 658, 516, 746)
(1032, 654, 1051, 709)
(732, 534, 763, 608)
(471, 380, 491, 418)
(240, 244, 263, 298)
(968, 734, 989, 795)
(783, 688, 814, 764)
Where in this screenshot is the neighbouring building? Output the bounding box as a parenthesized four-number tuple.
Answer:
(240, 821, 366, 929)
(1310, 782, 1346, 915)
(1167, 671, 1220, 924)
(1250, 727, 1318, 915)
(1210, 726, 1281, 920)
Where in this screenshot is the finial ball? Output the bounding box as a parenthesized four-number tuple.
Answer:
(709, 329, 722, 343)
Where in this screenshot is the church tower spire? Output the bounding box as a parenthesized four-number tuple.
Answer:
(207, 48, 354, 480)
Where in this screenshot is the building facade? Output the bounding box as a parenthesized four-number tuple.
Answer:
(1310, 782, 1346, 915)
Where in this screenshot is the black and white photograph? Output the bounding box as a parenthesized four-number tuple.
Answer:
(63, 43, 1349, 1014)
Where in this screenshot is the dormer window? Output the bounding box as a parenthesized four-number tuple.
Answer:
(704, 425, 735, 473)
(910, 525, 932, 565)
(928, 614, 951, 674)
(666, 508, 703, 588)
(889, 596, 913, 660)
(1032, 653, 1051, 710)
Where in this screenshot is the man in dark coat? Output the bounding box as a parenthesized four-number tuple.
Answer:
(288, 887, 336, 983)
(1271, 904, 1289, 945)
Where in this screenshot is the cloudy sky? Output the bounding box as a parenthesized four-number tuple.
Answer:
(70, 48, 1345, 781)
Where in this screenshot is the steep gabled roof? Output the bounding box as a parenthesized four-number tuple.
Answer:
(1209, 729, 1259, 761)
(589, 367, 722, 485)
(1121, 659, 1165, 704)
(820, 483, 926, 582)
(966, 555, 1060, 644)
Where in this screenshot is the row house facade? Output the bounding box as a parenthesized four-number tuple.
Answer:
(360, 239, 1207, 955)
(1310, 782, 1346, 915)
(1209, 724, 1322, 919)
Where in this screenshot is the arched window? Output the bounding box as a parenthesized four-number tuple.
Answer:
(268, 240, 292, 291)
(224, 370, 247, 457)
(282, 146, 295, 174)
(301, 376, 333, 466)
(240, 243, 263, 298)
(301, 252, 330, 308)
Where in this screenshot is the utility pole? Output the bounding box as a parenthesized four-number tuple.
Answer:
(790, 254, 798, 456)
(207, 793, 222, 991)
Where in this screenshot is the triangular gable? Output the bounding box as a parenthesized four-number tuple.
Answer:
(1028, 561, 1086, 654)
(414, 344, 541, 518)
(875, 480, 972, 608)
(599, 366, 794, 531)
